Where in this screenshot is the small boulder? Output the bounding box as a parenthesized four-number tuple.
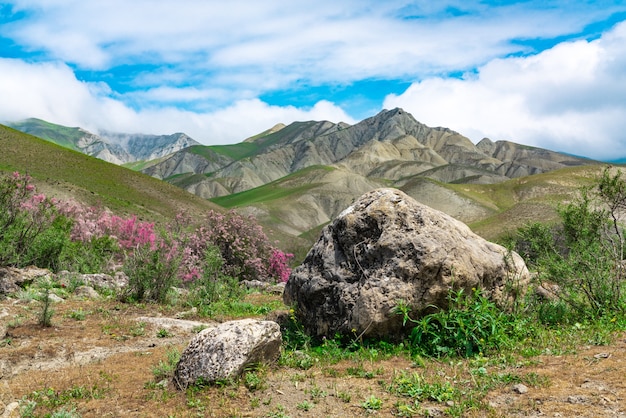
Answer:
(284, 188, 529, 340)
(173, 319, 281, 389)
(74, 285, 100, 299)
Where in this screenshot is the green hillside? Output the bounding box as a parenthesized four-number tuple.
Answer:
(0, 124, 220, 221)
(8, 118, 85, 151)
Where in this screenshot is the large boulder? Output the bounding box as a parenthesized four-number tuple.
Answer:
(284, 188, 529, 340)
(173, 319, 281, 389)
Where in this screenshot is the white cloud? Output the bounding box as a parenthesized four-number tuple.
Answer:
(384, 21, 626, 161)
(6, 1, 623, 88)
(2, 1, 626, 160)
(0, 58, 353, 143)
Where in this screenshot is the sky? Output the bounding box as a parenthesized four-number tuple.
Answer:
(1, 1, 626, 161)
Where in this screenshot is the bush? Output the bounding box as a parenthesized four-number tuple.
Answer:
(179, 210, 292, 283)
(121, 240, 181, 303)
(184, 246, 244, 309)
(0, 171, 291, 303)
(0, 172, 63, 268)
(511, 167, 626, 318)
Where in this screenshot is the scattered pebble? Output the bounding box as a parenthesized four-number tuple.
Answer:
(512, 383, 529, 394)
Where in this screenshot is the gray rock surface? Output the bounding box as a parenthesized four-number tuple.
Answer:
(173, 319, 281, 389)
(284, 188, 530, 340)
(0, 266, 52, 295)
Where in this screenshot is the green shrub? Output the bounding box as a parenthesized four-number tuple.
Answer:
(185, 246, 244, 310)
(38, 278, 56, 327)
(58, 236, 119, 274)
(511, 167, 626, 319)
(122, 242, 181, 303)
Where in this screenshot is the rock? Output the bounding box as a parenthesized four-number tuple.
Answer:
(57, 271, 128, 291)
(173, 319, 281, 389)
(241, 280, 285, 295)
(0, 401, 20, 418)
(535, 282, 560, 301)
(175, 307, 198, 319)
(512, 383, 529, 394)
(284, 188, 530, 340)
(74, 285, 100, 299)
(135, 316, 213, 333)
(0, 266, 52, 295)
(567, 395, 589, 404)
(47, 293, 64, 303)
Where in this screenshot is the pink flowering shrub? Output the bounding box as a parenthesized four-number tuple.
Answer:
(0, 172, 65, 268)
(179, 210, 292, 282)
(0, 171, 293, 288)
(56, 201, 156, 251)
(268, 249, 294, 283)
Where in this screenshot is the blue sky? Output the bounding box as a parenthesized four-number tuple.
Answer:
(1, 1, 626, 160)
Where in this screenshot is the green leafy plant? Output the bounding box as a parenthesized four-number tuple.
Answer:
(67, 308, 86, 321)
(156, 328, 172, 338)
(296, 400, 313, 411)
(152, 347, 181, 381)
(361, 395, 383, 412)
(388, 371, 458, 403)
(396, 288, 512, 357)
(243, 370, 266, 392)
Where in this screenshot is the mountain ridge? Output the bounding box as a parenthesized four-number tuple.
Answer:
(144, 108, 596, 198)
(8, 118, 201, 165)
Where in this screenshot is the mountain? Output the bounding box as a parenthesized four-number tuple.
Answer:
(6, 109, 604, 246)
(8, 118, 201, 165)
(141, 108, 598, 238)
(145, 108, 594, 196)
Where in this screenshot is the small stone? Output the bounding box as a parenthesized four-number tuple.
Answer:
(47, 293, 64, 303)
(512, 383, 528, 394)
(1, 401, 20, 418)
(567, 395, 588, 404)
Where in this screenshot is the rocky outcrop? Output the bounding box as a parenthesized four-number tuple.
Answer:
(283, 188, 530, 341)
(0, 266, 53, 295)
(173, 319, 281, 389)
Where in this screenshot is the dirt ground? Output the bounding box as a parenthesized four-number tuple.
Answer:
(1, 295, 625, 418)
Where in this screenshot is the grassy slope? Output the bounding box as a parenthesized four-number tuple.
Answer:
(0, 124, 220, 221)
(210, 165, 333, 208)
(212, 161, 612, 245)
(8, 118, 86, 151)
(187, 121, 318, 163)
(460, 165, 607, 240)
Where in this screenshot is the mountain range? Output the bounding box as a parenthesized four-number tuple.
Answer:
(7, 109, 601, 241)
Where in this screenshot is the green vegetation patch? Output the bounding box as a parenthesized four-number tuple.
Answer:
(188, 143, 259, 161)
(211, 166, 334, 208)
